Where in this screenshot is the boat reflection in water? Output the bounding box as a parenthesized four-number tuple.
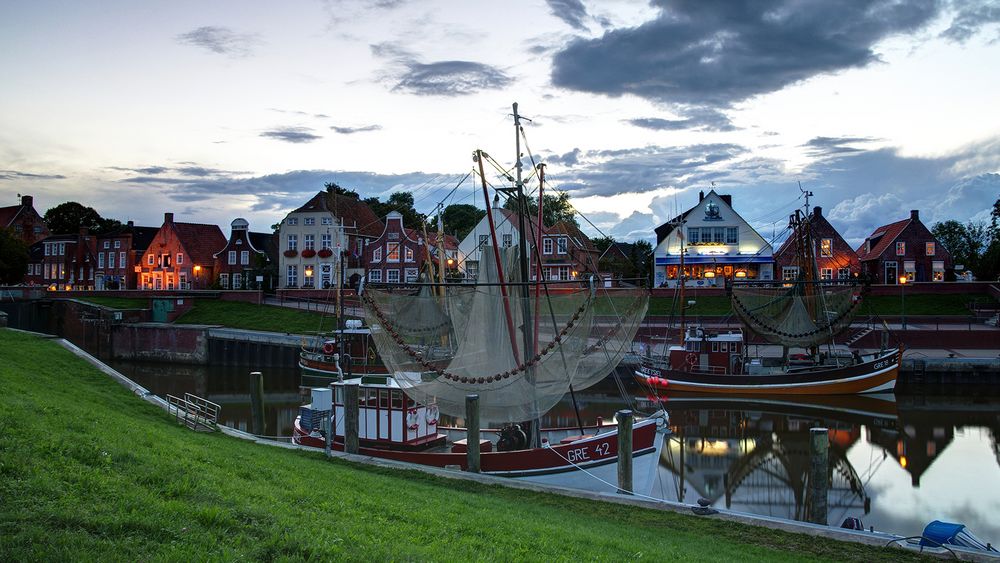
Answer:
(635, 392, 1000, 543)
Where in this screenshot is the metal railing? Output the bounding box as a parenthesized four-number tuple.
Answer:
(167, 393, 221, 431)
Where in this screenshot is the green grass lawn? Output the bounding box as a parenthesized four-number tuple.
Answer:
(0, 329, 927, 562)
(649, 295, 734, 316)
(76, 296, 149, 309)
(649, 293, 994, 317)
(173, 300, 333, 334)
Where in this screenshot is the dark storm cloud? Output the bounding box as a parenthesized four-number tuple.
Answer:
(330, 124, 382, 134)
(546, 0, 589, 31)
(0, 170, 66, 180)
(627, 108, 736, 132)
(259, 127, 322, 143)
(176, 26, 260, 57)
(372, 42, 510, 96)
(941, 0, 1000, 42)
(802, 136, 880, 157)
(551, 0, 944, 107)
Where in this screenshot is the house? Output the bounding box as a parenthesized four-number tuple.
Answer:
(95, 221, 158, 289)
(0, 194, 49, 245)
(457, 196, 540, 280)
(539, 220, 599, 281)
(652, 190, 773, 287)
(213, 218, 271, 289)
(23, 241, 45, 285)
(856, 210, 952, 283)
(363, 212, 463, 284)
(773, 206, 860, 281)
(38, 228, 98, 290)
(278, 191, 383, 289)
(138, 213, 226, 290)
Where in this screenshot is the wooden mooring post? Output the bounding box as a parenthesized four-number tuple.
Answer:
(617, 409, 633, 494)
(344, 383, 359, 454)
(808, 427, 829, 525)
(249, 371, 265, 435)
(466, 394, 480, 473)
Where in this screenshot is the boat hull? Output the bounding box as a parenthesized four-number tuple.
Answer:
(635, 349, 900, 395)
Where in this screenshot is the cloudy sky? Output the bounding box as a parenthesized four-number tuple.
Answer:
(1, 0, 998, 246)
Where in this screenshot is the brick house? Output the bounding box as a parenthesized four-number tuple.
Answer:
(539, 220, 599, 281)
(139, 213, 226, 290)
(94, 221, 158, 289)
(278, 191, 383, 289)
(213, 218, 271, 289)
(856, 210, 952, 284)
(0, 194, 49, 245)
(364, 211, 424, 284)
(23, 241, 45, 285)
(773, 206, 860, 281)
(38, 228, 99, 290)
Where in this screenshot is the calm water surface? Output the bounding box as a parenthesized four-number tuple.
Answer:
(110, 360, 1000, 543)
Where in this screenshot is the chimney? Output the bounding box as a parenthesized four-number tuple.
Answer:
(164, 212, 174, 224)
(720, 195, 732, 207)
(21, 195, 33, 209)
(910, 209, 919, 221)
(493, 194, 500, 209)
(813, 206, 822, 218)
(699, 190, 705, 202)
(127, 220, 134, 228)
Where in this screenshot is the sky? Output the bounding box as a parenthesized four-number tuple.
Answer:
(1, 0, 999, 247)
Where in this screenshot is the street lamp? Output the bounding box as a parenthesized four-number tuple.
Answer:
(899, 275, 907, 330)
(193, 265, 201, 289)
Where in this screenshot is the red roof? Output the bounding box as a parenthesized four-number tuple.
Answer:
(292, 191, 384, 238)
(856, 218, 910, 261)
(0, 204, 23, 228)
(548, 220, 597, 253)
(172, 222, 227, 266)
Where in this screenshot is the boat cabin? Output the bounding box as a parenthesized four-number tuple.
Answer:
(668, 326, 745, 375)
(300, 377, 445, 450)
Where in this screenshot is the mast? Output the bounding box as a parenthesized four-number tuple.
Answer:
(679, 218, 686, 345)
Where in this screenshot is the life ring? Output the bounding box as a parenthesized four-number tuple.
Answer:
(686, 352, 698, 366)
(425, 404, 439, 426)
(406, 408, 419, 430)
(322, 341, 336, 355)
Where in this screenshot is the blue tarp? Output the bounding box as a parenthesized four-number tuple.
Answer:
(920, 521, 964, 547)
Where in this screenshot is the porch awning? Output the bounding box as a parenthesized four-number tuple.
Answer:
(656, 256, 774, 266)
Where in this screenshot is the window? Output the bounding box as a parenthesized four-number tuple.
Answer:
(33, 225, 41, 234)
(356, 239, 363, 255)
(388, 232, 399, 240)
(896, 241, 905, 256)
(932, 260, 944, 282)
(322, 217, 333, 225)
(103, 241, 110, 249)
(782, 266, 799, 280)
(287, 234, 298, 250)
(179, 273, 187, 289)
(387, 242, 400, 262)
(304, 217, 315, 226)
(557, 237, 567, 254)
(321, 233, 332, 249)
(228, 251, 237, 265)
(176, 253, 183, 265)
(303, 265, 313, 286)
(241, 251, 249, 265)
(114, 240, 121, 249)
(119, 252, 126, 269)
(559, 266, 569, 280)
(478, 234, 488, 250)
(219, 273, 229, 289)
(688, 228, 699, 243)
(286, 265, 298, 287)
(820, 268, 833, 280)
(502, 234, 512, 248)
(369, 269, 382, 282)
(148, 254, 154, 266)
(372, 247, 382, 262)
(386, 269, 400, 283)
(543, 238, 553, 254)
(404, 247, 414, 262)
(44, 244, 50, 256)
(838, 268, 850, 279)
(286, 217, 298, 226)
(713, 227, 725, 243)
(405, 268, 418, 282)
(98, 253, 105, 268)
(820, 238, 833, 257)
(59, 243, 65, 255)
(926, 242, 935, 256)
(711, 342, 719, 352)
(726, 227, 738, 245)
(304, 234, 315, 250)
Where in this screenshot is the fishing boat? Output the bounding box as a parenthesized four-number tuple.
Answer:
(299, 319, 389, 386)
(294, 103, 667, 489)
(636, 200, 900, 395)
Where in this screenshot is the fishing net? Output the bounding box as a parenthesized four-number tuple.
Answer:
(731, 283, 860, 348)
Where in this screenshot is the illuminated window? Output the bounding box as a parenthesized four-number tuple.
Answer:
(820, 238, 833, 257)
(404, 247, 414, 262)
(820, 268, 833, 280)
(387, 242, 400, 262)
(926, 242, 935, 256)
(782, 266, 799, 280)
(896, 241, 905, 256)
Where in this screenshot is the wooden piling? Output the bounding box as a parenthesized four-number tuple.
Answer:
(617, 409, 633, 494)
(809, 427, 829, 525)
(344, 383, 359, 454)
(466, 394, 480, 473)
(249, 371, 264, 435)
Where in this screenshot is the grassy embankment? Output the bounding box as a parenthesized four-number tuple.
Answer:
(648, 293, 993, 317)
(0, 329, 926, 562)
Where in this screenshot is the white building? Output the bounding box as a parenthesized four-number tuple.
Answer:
(456, 197, 537, 280)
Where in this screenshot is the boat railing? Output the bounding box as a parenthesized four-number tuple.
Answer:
(688, 365, 727, 375)
(166, 393, 221, 431)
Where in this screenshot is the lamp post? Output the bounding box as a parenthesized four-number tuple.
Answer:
(193, 265, 201, 290)
(898, 275, 907, 330)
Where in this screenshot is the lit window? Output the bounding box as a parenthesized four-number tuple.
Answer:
(896, 241, 905, 256)
(926, 242, 935, 256)
(820, 268, 833, 280)
(404, 247, 414, 262)
(782, 266, 799, 280)
(387, 242, 400, 262)
(820, 238, 833, 257)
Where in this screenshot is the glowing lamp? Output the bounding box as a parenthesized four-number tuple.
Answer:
(899, 276, 907, 285)
(900, 455, 908, 468)
(704, 271, 715, 278)
(305, 266, 314, 277)
(735, 271, 747, 278)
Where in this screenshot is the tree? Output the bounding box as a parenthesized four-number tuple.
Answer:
(43, 201, 121, 235)
(629, 240, 654, 286)
(365, 191, 425, 229)
(502, 192, 578, 227)
(0, 228, 29, 284)
(325, 181, 359, 199)
(436, 204, 486, 240)
(931, 220, 973, 265)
